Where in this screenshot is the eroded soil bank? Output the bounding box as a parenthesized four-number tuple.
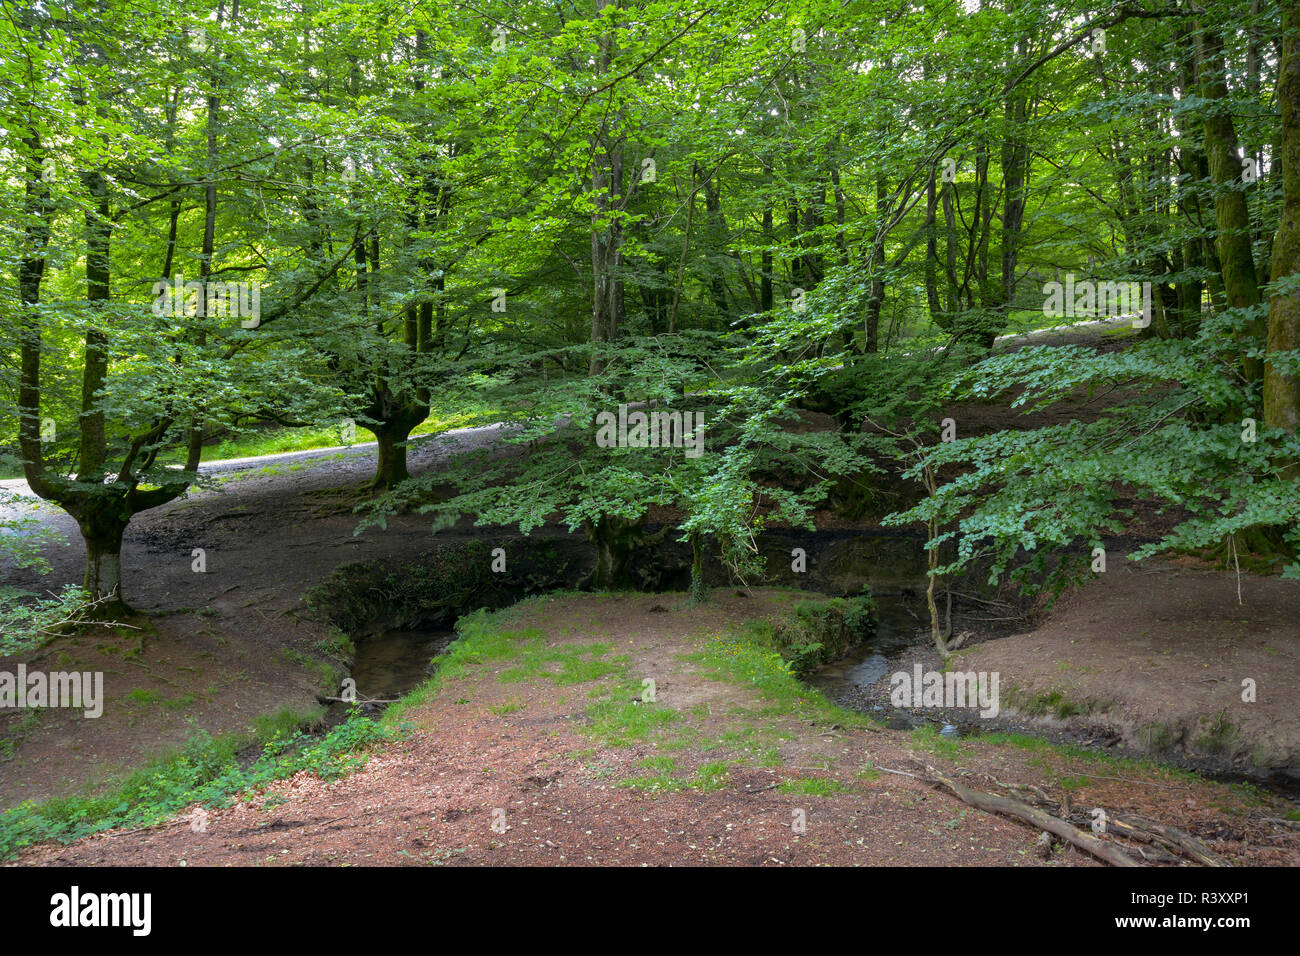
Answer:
(811, 570, 1300, 793)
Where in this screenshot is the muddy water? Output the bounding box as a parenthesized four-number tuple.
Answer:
(328, 627, 455, 721)
(807, 593, 931, 729)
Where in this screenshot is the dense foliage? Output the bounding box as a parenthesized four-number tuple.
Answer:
(2, 0, 1296, 638)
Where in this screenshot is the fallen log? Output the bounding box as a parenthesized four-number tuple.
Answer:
(1106, 811, 1230, 867)
(1065, 811, 1187, 865)
(924, 766, 1142, 867)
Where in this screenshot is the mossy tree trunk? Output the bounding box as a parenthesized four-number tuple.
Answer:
(1266, 0, 1300, 465)
(585, 515, 646, 590)
(689, 531, 708, 604)
(1198, 23, 1266, 382)
(17, 134, 202, 619)
(367, 402, 427, 491)
(76, 505, 130, 614)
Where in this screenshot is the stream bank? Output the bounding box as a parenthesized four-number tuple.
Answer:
(807, 582, 1300, 799)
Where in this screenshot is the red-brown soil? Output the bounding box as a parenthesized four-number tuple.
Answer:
(14, 592, 1299, 866)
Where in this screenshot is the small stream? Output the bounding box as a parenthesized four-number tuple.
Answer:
(327, 627, 455, 723)
(343, 596, 940, 728)
(807, 592, 937, 731)
(327, 593, 1298, 799)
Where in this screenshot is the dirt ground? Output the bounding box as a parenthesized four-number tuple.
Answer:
(14, 592, 1299, 867)
(955, 561, 1300, 777)
(0, 429, 519, 806)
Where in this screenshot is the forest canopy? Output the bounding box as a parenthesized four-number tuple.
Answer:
(2, 0, 1297, 641)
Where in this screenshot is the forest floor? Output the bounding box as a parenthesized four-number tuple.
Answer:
(1, 320, 1297, 864)
(12, 590, 1300, 866)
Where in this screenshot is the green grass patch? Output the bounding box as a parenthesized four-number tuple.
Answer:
(693, 760, 731, 791)
(0, 706, 401, 859)
(498, 641, 617, 685)
(909, 724, 967, 759)
(584, 696, 681, 748)
(777, 777, 851, 796)
(680, 626, 878, 731)
(618, 759, 732, 793)
(638, 755, 678, 773)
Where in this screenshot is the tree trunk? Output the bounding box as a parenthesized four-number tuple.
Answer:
(787, 195, 802, 292)
(1001, 63, 1029, 308)
(925, 167, 943, 326)
(77, 507, 130, 613)
(761, 173, 773, 314)
(701, 171, 733, 318)
(371, 428, 412, 491)
(1266, 0, 1300, 452)
(864, 176, 888, 353)
(18, 131, 54, 499)
(585, 515, 641, 590)
(689, 531, 707, 604)
(589, 164, 624, 375)
(1199, 23, 1265, 380)
(367, 402, 426, 490)
(942, 178, 960, 319)
(78, 167, 112, 482)
(589, 0, 624, 376)
(1174, 27, 1207, 336)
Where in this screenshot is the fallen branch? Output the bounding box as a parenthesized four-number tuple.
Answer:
(875, 765, 921, 779)
(1103, 811, 1230, 867)
(983, 774, 1055, 807)
(1264, 817, 1300, 830)
(1131, 843, 1184, 865)
(946, 590, 1018, 610)
(924, 766, 1142, 867)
